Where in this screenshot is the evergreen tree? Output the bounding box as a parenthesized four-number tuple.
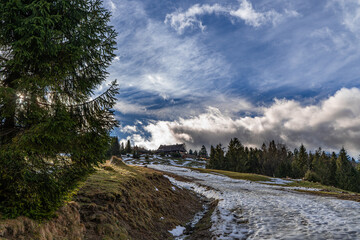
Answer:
(189, 149, 193, 155)
(194, 150, 198, 157)
(207, 145, 215, 168)
(305, 148, 322, 182)
(107, 136, 121, 157)
(0, 0, 117, 218)
(336, 148, 350, 188)
(247, 147, 260, 174)
(291, 148, 301, 178)
(132, 146, 140, 159)
(308, 151, 314, 171)
(225, 138, 243, 172)
(125, 139, 132, 154)
(293, 144, 308, 177)
(213, 144, 225, 169)
(238, 146, 250, 173)
(262, 140, 278, 176)
(311, 149, 334, 185)
(329, 152, 338, 186)
(120, 142, 125, 155)
(199, 145, 208, 158)
(335, 148, 359, 192)
(274, 145, 292, 178)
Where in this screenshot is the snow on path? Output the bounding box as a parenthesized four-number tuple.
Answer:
(150, 165, 360, 240)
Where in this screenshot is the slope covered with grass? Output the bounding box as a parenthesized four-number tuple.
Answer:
(0, 160, 203, 240)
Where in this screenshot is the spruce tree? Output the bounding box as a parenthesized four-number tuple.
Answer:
(291, 148, 301, 178)
(0, 0, 117, 218)
(329, 152, 338, 186)
(248, 147, 260, 174)
(132, 145, 139, 159)
(226, 138, 241, 171)
(125, 139, 132, 153)
(120, 142, 125, 155)
(293, 144, 308, 177)
(262, 140, 277, 176)
(199, 145, 208, 158)
(107, 136, 121, 157)
(207, 145, 215, 168)
(335, 148, 359, 192)
(213, 144, 225, 169)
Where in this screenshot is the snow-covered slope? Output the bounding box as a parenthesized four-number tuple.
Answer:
(150, 165, 360, 240)
(122, 154, 207, 168)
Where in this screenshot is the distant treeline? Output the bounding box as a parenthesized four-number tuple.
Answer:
(208, 138, 360, 193)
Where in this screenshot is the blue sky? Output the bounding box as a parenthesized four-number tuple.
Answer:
(100, 0, 360, 156)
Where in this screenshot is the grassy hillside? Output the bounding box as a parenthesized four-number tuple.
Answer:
(0, 160, 203, 240)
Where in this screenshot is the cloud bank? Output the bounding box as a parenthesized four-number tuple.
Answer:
(165, 0, 299, 34)
(122, 88, 360, 157)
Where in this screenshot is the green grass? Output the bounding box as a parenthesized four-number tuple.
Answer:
(187, 168, 271, 182)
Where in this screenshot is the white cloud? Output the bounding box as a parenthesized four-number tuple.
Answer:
(165, 4, 227, 34)
(125, 88, 360, 156)
(114, 100, 147, 114)
(109, 0, 116, 11)
(165, 0, 300, 34)
(329, 0, 360, 35)
(121, 125, 137, 133)
(105, 0, 231, 100)
(229, 0, 278, 27)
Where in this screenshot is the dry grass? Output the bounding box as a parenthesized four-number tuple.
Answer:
(285, 181, 360, 202)
(76, 162, 203, 240)
(0, 161, 204, 240)
(285, 180, 346, 192)
(188, 167, 271, 182)
(0, 202, 84, 240)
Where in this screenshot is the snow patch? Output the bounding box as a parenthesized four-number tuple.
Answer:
(169, 225, 186, 237)
(259, 178, 294, 185)
(152, 165, 360, 239)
